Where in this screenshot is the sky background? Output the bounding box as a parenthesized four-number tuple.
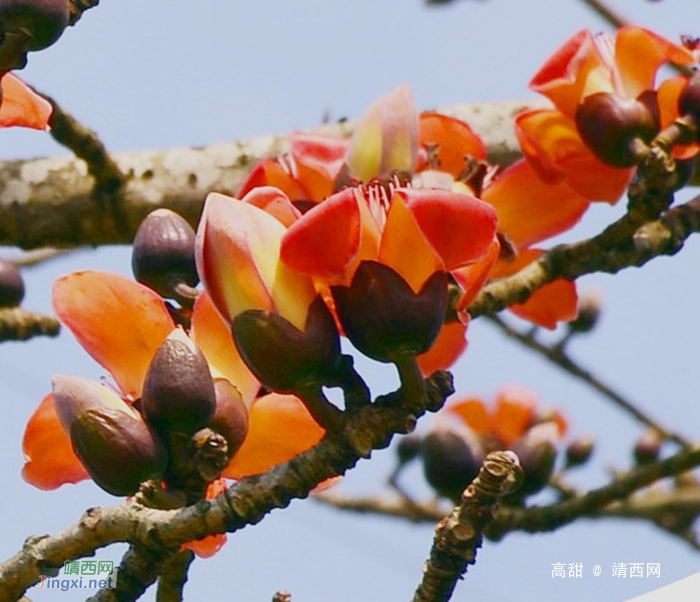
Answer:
(2, 1, 700, 600)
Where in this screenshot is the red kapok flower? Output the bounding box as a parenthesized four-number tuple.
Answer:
(0, 72, 52, 129)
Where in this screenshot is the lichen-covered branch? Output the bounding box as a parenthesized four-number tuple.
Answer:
(0, 307, 60, 342)
(412, 451, 522, 602)
(0, 101, 536, 249)
(0, 373, 454, 601)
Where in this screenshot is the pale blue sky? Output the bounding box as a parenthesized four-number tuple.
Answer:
(2, 1, 700, 601)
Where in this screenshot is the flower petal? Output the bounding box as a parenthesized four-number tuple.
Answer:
(22, 394, 90, 490)
(182, 478, 228, 558)
(492, 249, 578, 329)
(447, 397, 493, 438)
(393, 188, 498, 270)
(0, 73, 53, 130)
(453, 237, 501, 312)
(417, 320, 468, 375)
(345, 85, 419, 181)
(419, 112, 487, 176)
(615, 27, 694, 99)
(492, 386, 538, 446)
(289, 133, 350, 202)
(482, 159, 589, 248)
(241, 186, 301, 228)
(658, 76, 700, 160)
(53, 271, 174, 398)
(237, 158, 310, 202)
(190, 292, 260, 408)
(281, 187, 363, 282)
(516, 109, 633, 203)
(224, 393, 324, 479)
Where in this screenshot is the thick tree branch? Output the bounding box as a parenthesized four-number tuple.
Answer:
(0, 372, 454, 601)
(0, 101, 537, 249)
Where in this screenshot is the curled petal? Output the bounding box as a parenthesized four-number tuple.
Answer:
(190, 292, 260, 407)
(241, 186, 301, 228)
(22, 394, 90, 490)
(53, 271, 174, 398)
(0, 73, 53, 130)
(196, 193, 315, 329)
(516, 109, 633, 203)
(419, 112, 487, 176)
(345, 85, 419, 181)
(453, 237, 501, 312)
(529, 30, 610, 116)
(224, 393, 324, 479)
(615, 27, 694, 99)
(237, 158, 309, 202)
(482, 159, 589, 248)
(289, 133, 350, 202)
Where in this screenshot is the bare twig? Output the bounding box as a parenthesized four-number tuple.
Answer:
(156, 550, 195, 602)
(580, 0, 626, 28)
(0, 307, 60, 342)
(487, 314, 691, 447)
(412, 451, 522, 602)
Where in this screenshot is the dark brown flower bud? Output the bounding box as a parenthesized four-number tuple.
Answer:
(633, 429, 662, 465)
(210, 379, 249, 459)
(0, 258, 24, 307)
(576, 91, 659, 167)
(510, 423, 558, 496)
(232, 295, 342, 393)
(70, 407, 167, 496)
(141, 330, 216, 435)
(422, 426, 483, 502)
(132, 209, 198, 301)
(396, 432, 423, 464)
(567, 291, 602, 335)
(564, 435, 595, 468)
(0, 0, 69, 52)
(331, 261, 448, 363)
(679, 71, 700, 138)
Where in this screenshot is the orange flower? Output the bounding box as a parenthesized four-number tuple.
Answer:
(22, 272, 324, 556)
(517, 26, 695, 202)
(0, 72, 52, 129)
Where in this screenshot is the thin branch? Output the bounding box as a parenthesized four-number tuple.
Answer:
(486, 314, 691, 447)
(488, 444, 700, 538)
(0, 372, 454, 601)
(412, 451, 522, 602)
(470, 194, 700, 319)
(580, 0, 627, 29)
(0, 307, 60, 342)
(10, 248, 72, 268)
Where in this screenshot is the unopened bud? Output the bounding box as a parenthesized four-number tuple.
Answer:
(510, 423, 558, 496)
(0, 258, 24, 307)
(576, 92, 659, 167)
(633, 429, 662, 465)
(132, 209, 198, 301)
(210, 379, 249, 459)
(567, 291, 602, 335)
(564, 436, 595, 468)
(422, 426, 483, 502)
(70, 407, 167, 496)
(396, 432, 423, 464)
(141, 330, 216, 435)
